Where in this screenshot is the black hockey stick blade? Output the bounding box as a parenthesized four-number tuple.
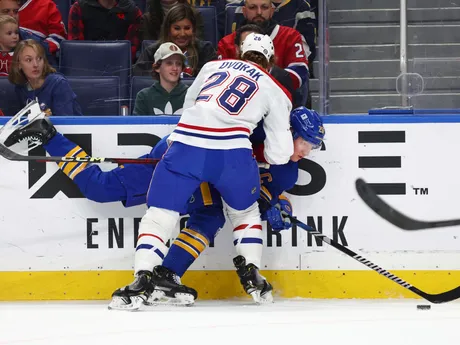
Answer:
(0, 141, 158, 165)
(291, 216, 460, 303)
(355, 178, 460, 230)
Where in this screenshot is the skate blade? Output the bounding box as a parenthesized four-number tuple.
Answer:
(250, 291, 274, 305)
(108, 296, 146, 311)
(148, 290, 195, 306)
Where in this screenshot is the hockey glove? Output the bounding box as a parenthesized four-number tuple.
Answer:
(261, 196, 293, 231)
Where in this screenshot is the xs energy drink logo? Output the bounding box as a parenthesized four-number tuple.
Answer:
(28, 133, 161, 198)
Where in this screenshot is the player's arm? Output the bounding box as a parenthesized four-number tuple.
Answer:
(182, 62, 212, 110)
(258, 165, 297, 231)
(261, 86, 293, 165)
(43, 131, 156, 206)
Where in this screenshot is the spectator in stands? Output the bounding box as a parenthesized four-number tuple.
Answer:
(17, 0, 67, 56)
(234, 23, 295, 103)
(0, 0, 57, 65)
(134, 3, 216, 77)
(140, 0, 204, 41)
(0, 15, 18, 76)
(133, 42, 188, 115)
(8, 39, 82, 116)
(218, 0, 310, 107)
(230, 0, 316, 72)
(68, 0, 142, 61)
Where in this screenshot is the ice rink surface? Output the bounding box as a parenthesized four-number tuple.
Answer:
(1, 299, 459, 345)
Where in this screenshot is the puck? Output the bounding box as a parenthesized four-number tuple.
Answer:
(417, 304, 431, 310)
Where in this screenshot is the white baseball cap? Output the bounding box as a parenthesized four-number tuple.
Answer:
(240, 33, 274, 62)
(154, 42, 186, 63)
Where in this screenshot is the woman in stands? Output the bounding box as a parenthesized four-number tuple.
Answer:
(8, 39, 82, 116)
(133, 42, 188, 115)
(140, 0, 205, 41)
(134, 3, 216, 77)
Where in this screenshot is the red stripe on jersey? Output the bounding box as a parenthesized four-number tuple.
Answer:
(234, 224, 248, 231)
(138, 233, 164, 243)
(250, 225, 263, 230)
(177, 123, 251, 134)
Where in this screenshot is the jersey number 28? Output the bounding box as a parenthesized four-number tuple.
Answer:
(196, 71, 258, 115)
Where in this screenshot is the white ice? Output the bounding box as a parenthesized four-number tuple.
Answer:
(1, 299, 459, 345)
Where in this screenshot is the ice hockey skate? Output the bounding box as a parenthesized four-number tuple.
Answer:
(233, 255, 274, 304)
(108, 271, 154, 311)
(148, 265, 197, 306)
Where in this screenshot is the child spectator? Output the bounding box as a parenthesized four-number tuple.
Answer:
(140, 0, 204, 41)
(68, 0, 142, 61)
(134, 3, 216, 77)
(18, 0, 67, 55)
(8, 39, 82, 116)
(133, 42, 188, 115)
(0, 15, 18, 76)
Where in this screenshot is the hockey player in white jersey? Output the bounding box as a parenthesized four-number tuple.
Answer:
(110, 33, 294, 310)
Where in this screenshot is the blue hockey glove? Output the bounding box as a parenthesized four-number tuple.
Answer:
(262, 196, 293, 231)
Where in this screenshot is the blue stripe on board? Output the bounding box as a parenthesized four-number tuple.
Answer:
(4, 114, 460, 125)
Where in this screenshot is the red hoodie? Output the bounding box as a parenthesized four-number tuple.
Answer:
(19, 0, 67, 54)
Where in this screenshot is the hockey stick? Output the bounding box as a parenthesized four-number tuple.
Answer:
(355, 178, 460, 230)
(0, 141, 158, 165)
(290, 216, 460, 303)
(0, 141, 273, 168)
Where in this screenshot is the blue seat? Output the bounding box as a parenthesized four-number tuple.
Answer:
(59, 40, 131, 105)
(225, 5, 239, 36)
(130, 76, 152, 113)
(130, 76, 195, 114)
(0, 77, 21, 116)
(53, 0, 71, 30)
(196, 6, 218, 48)
(67, 76, 121, 115)
(141, 40, 157, 55)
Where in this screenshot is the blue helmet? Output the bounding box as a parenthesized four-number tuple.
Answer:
(290, 107, 325, 149)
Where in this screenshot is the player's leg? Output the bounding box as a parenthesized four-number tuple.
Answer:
(213, 149, 273, 303)
(151, 194, 225, 305)
(110, 142, 203, 309)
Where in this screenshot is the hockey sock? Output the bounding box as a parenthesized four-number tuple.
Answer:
(162, 227, 209, 277)
(43, 133, 90, 180)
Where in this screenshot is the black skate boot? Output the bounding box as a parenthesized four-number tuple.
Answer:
(4, 117, 56, 147)
(108, 270, 153, 311)
(149, 265, 197, 306)
(233, 255, 273, 304)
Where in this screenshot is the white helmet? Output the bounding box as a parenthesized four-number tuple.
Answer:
(240, 33, 274, 62)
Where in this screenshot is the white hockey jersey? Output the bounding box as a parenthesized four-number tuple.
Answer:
(168, 59, 294, 165)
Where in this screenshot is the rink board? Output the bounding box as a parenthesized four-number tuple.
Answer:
(1, 115, 460, 300)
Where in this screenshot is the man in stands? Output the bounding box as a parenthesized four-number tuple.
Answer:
(218, 0, 310, 107)
(68, 0, 142, 61)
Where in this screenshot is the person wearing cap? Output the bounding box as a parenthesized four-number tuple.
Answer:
(133, 42, 189, 115)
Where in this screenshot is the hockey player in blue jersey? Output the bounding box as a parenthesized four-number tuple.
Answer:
(2, 104, 324, 308)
